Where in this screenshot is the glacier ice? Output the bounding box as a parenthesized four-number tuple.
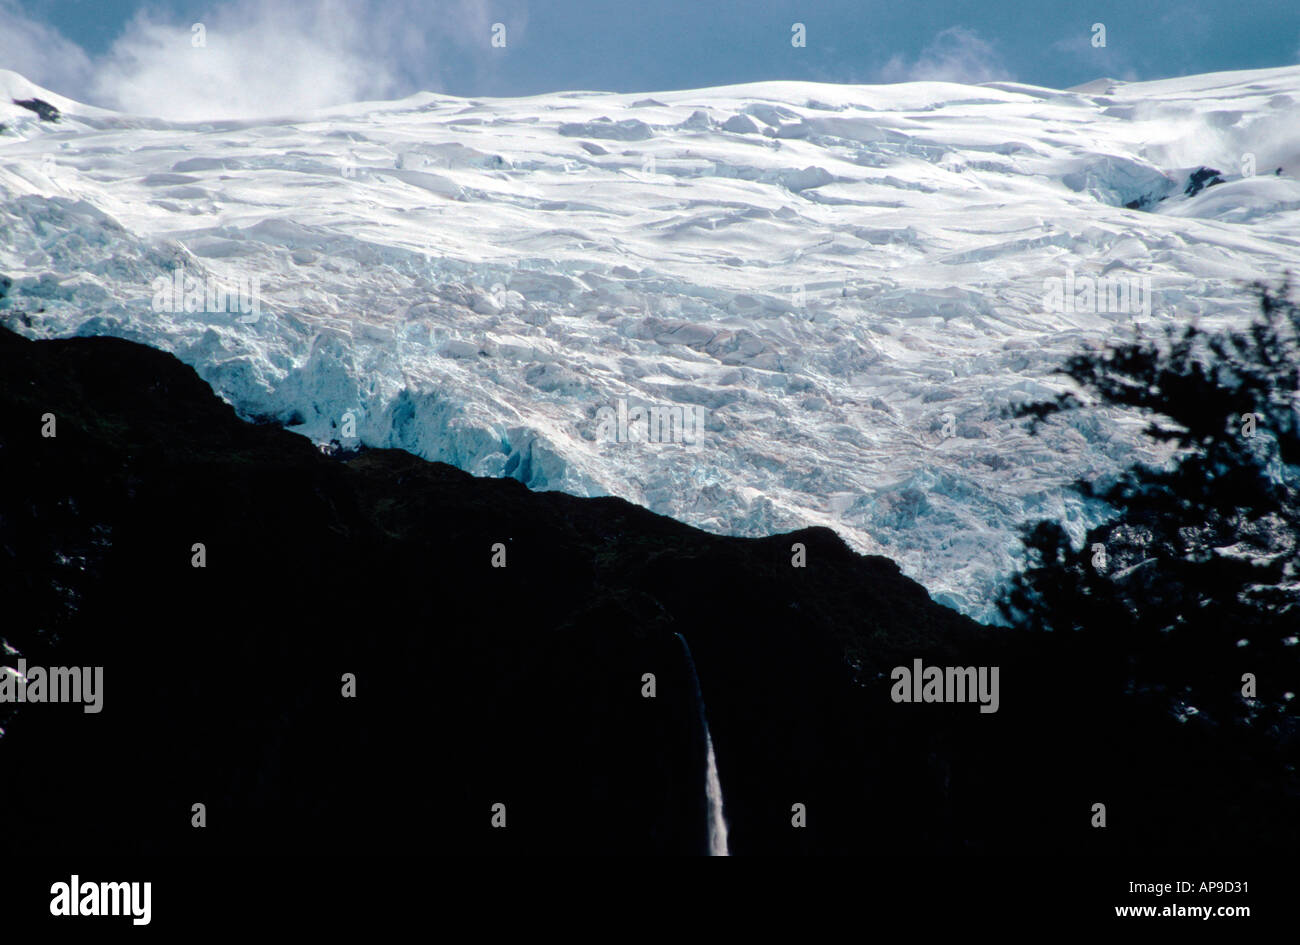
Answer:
(3, 66, 1300, 623)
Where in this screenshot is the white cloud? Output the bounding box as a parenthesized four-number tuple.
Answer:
(1, 0, 526, 121)
(879, 26, 1011, 85)
(95, 1, 402, 120)
(0, 0, 95, 94)
(1048, 31, 1138, 84)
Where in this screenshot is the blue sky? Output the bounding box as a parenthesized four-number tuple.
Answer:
(3, 0, 1299, 118)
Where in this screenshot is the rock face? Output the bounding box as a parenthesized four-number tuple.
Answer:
(11, 97, 60, 122)
(0, 328, 1293, 855)
(1185, 166, 1226, 197)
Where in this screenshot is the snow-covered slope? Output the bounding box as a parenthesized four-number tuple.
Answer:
(3, 66, 1299, 621)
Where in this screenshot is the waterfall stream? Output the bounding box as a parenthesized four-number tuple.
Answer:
(676, 633, 730, 856)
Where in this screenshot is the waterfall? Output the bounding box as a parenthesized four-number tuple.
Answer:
(702, 729, 730, 856)
(676, 633, 730, 856)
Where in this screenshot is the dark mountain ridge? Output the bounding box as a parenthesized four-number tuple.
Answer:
(0, 327, 1290, 855)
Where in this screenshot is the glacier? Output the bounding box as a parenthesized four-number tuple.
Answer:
(2, 65, 1299, 622)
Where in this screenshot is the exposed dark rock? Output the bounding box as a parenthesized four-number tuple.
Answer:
(12, 97, 61, 122)
(1124, 166, 1228, 210)
(1185, 166, 1225, 197)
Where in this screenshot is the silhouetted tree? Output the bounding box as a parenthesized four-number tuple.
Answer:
(1001, 281, 1299, 737)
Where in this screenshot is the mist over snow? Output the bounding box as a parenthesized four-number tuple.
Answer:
(879, 27, 1012, 85)
(0, 0, 527, 120)
(2, 64, 1299, 620)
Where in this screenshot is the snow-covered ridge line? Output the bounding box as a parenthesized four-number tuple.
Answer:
(3, 66, 1300, 621)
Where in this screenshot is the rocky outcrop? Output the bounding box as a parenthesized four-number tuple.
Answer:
(11, 97, 60, 122)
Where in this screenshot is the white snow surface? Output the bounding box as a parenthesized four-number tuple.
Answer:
(3, 66, 1300, 622)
